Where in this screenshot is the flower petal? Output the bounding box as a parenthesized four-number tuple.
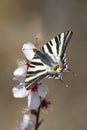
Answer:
(19, 114, 34, 130)
(12, 84, 29, 98)
(13, 76, 25, 83)
(23, 114, 30, 123)
(28, 92, 40, 110)
(22, 42, 36, 60)
(13, 66, 27, 76)
(18, 59, 27, 66)
(38, 85, 49, 98)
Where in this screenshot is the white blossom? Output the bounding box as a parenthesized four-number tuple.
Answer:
(13, 66, 27, 76)
(12, 42, 50, 130)
(28, 92, 40, 110)
(13, 59, 49, 111)
(27, 84, 49, 110)
(19, 114, 35, 130)
(13, 59, 28, 76)
(38, 85, 49, 98)
(22, 42, 36, 60)
(13, 76, 25, 83)
(12, 59, 29, 98)
(12, 83, 29, 98)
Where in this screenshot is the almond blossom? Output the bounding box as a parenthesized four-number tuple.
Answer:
(12, 42, 50, 130)
(17, 114, 35, 130)
(27, 84, 49, 110)
(22, 42, 36, 60)
(12, 59, 29, 98)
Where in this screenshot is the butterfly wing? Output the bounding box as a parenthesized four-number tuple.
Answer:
(41, 30, 73, 62)
(41, 30, 73, 75)
(25, 55, 48, 90)
(25, 30, 73, 90)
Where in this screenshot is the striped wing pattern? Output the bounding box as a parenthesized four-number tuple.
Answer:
(25, 30, 73, 90)
(42, 30, 73, 62)
(25, 56, 48, 90)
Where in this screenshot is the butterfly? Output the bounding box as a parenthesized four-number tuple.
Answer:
(25, 30, 73, 90)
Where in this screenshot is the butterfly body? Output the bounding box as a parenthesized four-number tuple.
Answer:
(35, 49, 68, 77)
(25, 30, 73, 90)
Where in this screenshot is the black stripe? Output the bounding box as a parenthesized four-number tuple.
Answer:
(49, 41, 53, 46)
(25, 77, 37, 84)
(25, 76, 40, 90)
(64, 31, 72, 45)
(27, 69, 46, 74)
(61, 55, 65, 64)
(64, 32, 68, 44)
(55, 36, 59, 55)
(29, 65, 35, 68)
(31, 61, 43, 66)
(46, 43, 53, 54)
(25, 77, 38, 89)
(58, 34, 61, 42)
(33, 56, 39, 59)
(25, 72, 47, 90)
(42, 47, 45, 52)
(55, 36, 59, 44)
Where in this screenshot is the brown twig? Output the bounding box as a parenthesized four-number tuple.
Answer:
(35, 105, 41, 130)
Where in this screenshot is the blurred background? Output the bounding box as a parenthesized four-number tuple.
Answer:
(0, 0, 87, 130)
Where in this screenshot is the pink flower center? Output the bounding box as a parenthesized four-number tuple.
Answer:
(26, 63, 30, 69)
(31, 85, 38, 92)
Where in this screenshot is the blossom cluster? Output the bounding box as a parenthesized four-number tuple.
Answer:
(12, 42, 51, 130)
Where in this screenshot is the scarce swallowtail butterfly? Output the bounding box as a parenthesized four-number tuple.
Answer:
(25, 30, 73, 90)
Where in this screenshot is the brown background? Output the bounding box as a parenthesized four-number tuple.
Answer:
(0, 0, 87, 130)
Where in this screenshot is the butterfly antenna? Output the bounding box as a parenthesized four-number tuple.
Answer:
(67, 68, 77, 77)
